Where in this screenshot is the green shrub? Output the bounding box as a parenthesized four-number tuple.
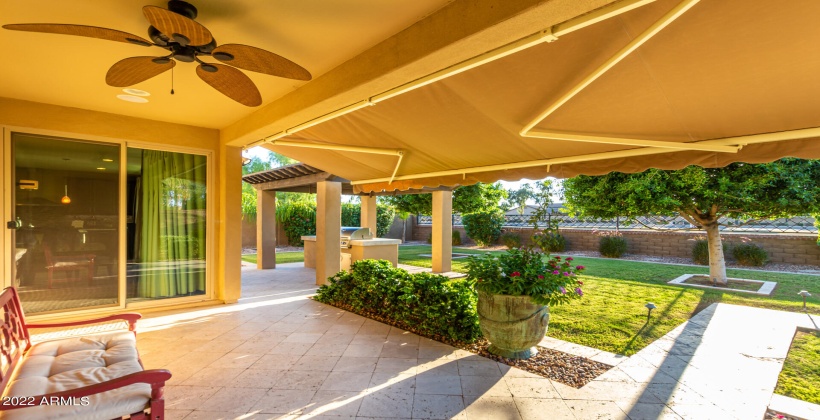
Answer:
(599, 233, 627, 258)
(341, 203, 394, 237)
(462, 210, 504, 247)
(500, 232, 522, 249)
(692, 239, 709, 265)
(276, 201, 316, 246)
(466, 248, 585, 306)
(732, 243, 768, 266)
(452, 230, 462, 246)
(376, 204, 395, 237)
(532, 231, 566, 252)
(315, 260, 481, 342)
(341, 203, 360, 227)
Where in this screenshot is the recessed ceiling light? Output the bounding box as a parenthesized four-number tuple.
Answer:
(102, 158, 114, 162)
(97, 167, 106, 170)
(123, 88, 150, 97)
(117, 94, 148, 103)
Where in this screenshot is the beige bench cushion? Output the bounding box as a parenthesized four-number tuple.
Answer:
(0, 332, 150, 420)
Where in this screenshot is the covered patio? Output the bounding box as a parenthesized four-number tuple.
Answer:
(75, 264, 814, 419)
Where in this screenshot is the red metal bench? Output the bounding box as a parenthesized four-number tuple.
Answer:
(0, 287, 171, 419)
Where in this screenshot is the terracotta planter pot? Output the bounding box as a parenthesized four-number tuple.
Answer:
(477, 291, 549, 359)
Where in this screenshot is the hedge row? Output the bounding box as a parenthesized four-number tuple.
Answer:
(314, 260, 481, 342)
(276, 202, 395, 246)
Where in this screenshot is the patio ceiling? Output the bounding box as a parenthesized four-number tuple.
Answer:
(252, 0, 820, 193)
(0, 0, 455, 129)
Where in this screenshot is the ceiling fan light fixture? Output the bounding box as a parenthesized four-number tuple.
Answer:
(152, 57, 171, 64)
(200, 64, 218, 73)
(117, 94, 149, 103)
(123, 88, 150, 96)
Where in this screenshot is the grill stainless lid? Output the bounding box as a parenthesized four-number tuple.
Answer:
(340, 227, 373, 240)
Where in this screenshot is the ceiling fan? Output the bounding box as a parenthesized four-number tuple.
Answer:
(2, 0, 312, 107)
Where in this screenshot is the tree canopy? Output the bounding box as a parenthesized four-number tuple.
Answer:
(381, 183, 507, 216)
(563, 158, 820, 284)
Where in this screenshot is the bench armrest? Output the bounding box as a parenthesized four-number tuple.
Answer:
(0, 369, 172, 411)
(27, 313, 143, 332)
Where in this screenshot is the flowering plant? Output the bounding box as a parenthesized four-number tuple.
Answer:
(465, 247, 585, 306)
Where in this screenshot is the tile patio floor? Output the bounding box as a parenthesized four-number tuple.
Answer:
(36, 263, 819, 419)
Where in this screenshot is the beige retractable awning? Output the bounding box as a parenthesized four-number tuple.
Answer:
(261, 0, 820, 194)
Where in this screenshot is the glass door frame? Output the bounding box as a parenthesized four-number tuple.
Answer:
(2, 125, 215, 319)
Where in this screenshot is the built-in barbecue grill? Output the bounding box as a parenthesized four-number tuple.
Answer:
(340, 227, 373, 248)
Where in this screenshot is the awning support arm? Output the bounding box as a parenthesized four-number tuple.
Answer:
(518, 0, 730, 154)
(243, 0, 657, 150)
(350, 126, 820, 185)
(269, 139, 405, 184)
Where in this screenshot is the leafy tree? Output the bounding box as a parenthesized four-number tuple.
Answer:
(382, 183, 507, 216)
(563, 158, 820, 285)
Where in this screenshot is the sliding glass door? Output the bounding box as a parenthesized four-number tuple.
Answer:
(8, 132, 210, 315)
(12, 133, 120, 314)
(126, 147, 207, 302)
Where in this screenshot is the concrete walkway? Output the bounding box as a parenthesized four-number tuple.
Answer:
(37, 263, 818, 419)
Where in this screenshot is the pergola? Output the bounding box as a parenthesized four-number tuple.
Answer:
(243, 163, 456, 284)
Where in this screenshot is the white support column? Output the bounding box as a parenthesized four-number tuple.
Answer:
(361, 196, 378, 235)
(431, 191, 453, 273)
(316, 181, 342, 285)
(256, 189, 276, 269)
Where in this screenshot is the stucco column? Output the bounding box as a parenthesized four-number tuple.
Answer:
(316, 181, 341, 285)
(256, 189, 276, 269)
(361, 196, 378, 235)
(217, 145, 242, 303)
(432, 190, 453, 273)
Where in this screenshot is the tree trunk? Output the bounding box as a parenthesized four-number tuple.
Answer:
(401, 219, 407, 243)
(703, 222, 728, 285)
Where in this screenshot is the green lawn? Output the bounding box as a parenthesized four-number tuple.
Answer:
(775, 330, 820, 404)
(241, 252, 304, 264)
(397, 245, 820, 355)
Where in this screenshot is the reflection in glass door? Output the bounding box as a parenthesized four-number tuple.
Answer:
(12, 133, 120, 314)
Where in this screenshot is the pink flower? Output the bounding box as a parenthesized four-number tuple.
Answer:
(511, 272, 521, 277)
(576, 265, 585, 270)
(537, 275, 544, 279)
(566, 257, 573, 262)
(554, 256, 562, 261)
(575, 287, 583, 296)
(562, 272, 569, 276)
(552, 270, 560, 275)
(559, 286, 566, 294)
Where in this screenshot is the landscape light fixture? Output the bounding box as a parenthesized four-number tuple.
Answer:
(60, 184, 71, 204)
(798, 290, 811, 312)
(645, 302, 656, 321)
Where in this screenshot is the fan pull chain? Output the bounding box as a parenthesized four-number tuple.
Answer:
(170, 66, 175, 95)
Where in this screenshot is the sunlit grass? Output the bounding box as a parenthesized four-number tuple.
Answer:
(775, 330, 820, 404)
(397, 245, 820, 355)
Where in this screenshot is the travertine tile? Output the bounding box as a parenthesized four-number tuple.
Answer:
(411, 394, 466, 419)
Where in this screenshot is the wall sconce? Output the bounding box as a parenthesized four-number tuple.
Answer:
(61, 184, 71, 204)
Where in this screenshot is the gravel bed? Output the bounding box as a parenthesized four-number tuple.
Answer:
(315, 299, 611, 388)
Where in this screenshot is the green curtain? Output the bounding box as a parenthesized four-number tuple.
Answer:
(138, 150, 207, 298)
